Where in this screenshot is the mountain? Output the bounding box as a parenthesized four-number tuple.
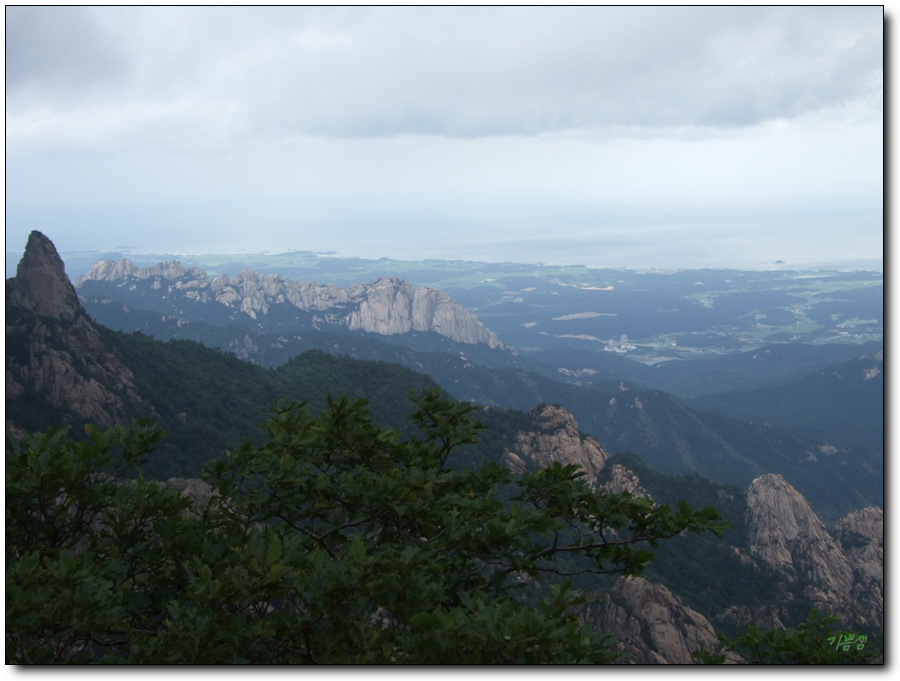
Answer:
(584, 460, 882, 661)
(5, 232, 153, 438)
(78, 298, 523, 373)
(6, 231, 83, 322)
(76, 258, 505, 349)
(155, 401, 884, 663)
(499, 404, 609, 487)
(523, 340, 885, 398)
(5, 232, 444, 477)
(688, 352, 884, 451)
(744, 474, 882, 631)
(497, 408, 882, 655)
(586, 576, 743, 664)
(400, 362, 881, 525)
(70, 252, 882, 525)
(6, 233, 883, 661)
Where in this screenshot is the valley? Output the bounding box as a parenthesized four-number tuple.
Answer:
(5, 4, 883, 664)
(47, 247, 883, 361)
(65, 248, 884, 523)
(5, 233, 884, 663)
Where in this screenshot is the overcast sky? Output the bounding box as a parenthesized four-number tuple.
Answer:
(5, 5, 884, 270)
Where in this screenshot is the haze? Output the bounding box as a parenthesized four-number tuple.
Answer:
(5, 6, 884, 270)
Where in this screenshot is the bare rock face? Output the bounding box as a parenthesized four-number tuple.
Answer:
(833, 507, 884, 628)
(500, 449, 528, 476)
(833, 507, 883, 576)
(716, 604, 784, 633)
(746, 474, 852, 589)
(6, 231, 82, 321)
(504, 404, 608, 487)
(501, 403, 652, 499)
(602, 463, 651, 499)
(77, 260, 504, 349)
(586, 576, 742, 664)
(346, 277, 500, 347)
(745, 474, 882, 628)
(6, 232, 152, 433)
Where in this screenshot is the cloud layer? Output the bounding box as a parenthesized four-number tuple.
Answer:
(6, 6, 883, 148)
(5, 6, 884, 268)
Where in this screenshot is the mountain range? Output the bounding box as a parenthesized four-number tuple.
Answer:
(72, 249, 883, 525)
(76, 258, 505, 349)
(5, 231, 883, 663)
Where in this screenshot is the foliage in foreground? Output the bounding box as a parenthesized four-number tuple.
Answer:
(695, 609, 883, 665)
(6, 390, 730, 663)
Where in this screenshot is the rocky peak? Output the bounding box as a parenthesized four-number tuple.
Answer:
(833, 507, 883, 560)
(76, 258, 504, 349)
(6, 231, 83, 321)
(602, 463, 651, 499)
(342, 276, 503, 347)
(76, 258, 137, 283)
(832, 507, 884, 627)
(745, 474, 882, 628)
(585, 576, 742, 664)
(746, 475, 852, 589)
(503, 404, 608, 487)
(6, 233, 153, 433)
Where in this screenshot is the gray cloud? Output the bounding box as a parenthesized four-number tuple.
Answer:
(4, 5, 883, 269)
(6, 6, 132, 104)
(5, 5, 883, 147)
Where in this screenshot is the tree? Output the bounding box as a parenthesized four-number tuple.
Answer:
(7, 389, 726, 664)
(6, 422, 197, 663)
(694, 609, 883, 665)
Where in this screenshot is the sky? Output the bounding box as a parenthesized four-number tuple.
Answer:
(5, 5, 884, 270)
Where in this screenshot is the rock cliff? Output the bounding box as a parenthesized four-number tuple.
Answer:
(503, 404, 609, 487)
(6, 231, 83, 321)
(833, 507, 884, 628)
(6, 232, 152, 435)
(501, 404, 738, 665)
(504, 408, 884, 657)
(76, 259, 504, 349)
(502, 404, 656, 501)
(602, 463, 652, 499)
(585, 576, 742, 664)
(745, 474, 882, 628)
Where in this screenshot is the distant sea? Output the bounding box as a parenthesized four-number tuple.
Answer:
(5, 242, 883, 280)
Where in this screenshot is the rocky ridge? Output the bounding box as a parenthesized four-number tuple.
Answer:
(502, 404, 608, 487)
(503, 407, 883, 660)
(76, 259, 504, 349)
(6, 232, 152, 436)
(502, 405, 732, 663)
(745, 473, 883, 629)
(8, 235, 883, 662)
(6, 231, 83, 321)
(586, 576, 743, 664)
(833, 507, 884, 628)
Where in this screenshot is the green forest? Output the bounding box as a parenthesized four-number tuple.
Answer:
(7, 390, 881, 663)
(6, 322, 883, 664)
(8, 391, 729, 663)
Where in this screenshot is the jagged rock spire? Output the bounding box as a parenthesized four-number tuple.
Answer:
(745, 473, 882, 628)
(6, 231, 153, 433)
(7, 231, 82, 321)
(77, 258, 506, 349)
